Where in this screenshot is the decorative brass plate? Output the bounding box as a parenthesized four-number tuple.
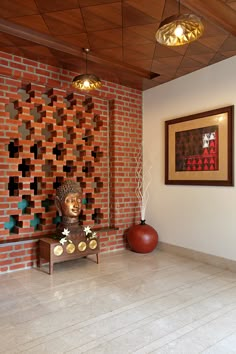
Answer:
(66, 243, 75, 254)
(53, 245, 63, 256)
(89, 239, 97, 250)
(78, 241, 87, 252)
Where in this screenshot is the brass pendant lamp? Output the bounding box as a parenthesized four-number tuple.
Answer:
(72, 48, 102, 91)
(155, 0, 204, 46)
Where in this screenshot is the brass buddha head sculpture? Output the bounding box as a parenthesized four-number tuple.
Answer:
(55, 180, 82, 220)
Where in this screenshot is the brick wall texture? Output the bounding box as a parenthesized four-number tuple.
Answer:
(0, 51, 143, 274)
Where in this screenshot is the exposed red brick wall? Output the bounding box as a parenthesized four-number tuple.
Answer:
(0, 241, 37, 272)
(0, 51, 143, 274)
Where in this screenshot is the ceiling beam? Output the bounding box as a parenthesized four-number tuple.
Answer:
(181, 0, 236, 36)
(0, 18, 159, 80)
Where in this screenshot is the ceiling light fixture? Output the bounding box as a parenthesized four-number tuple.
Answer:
(155, 0, 204, 46)
(72, 48, 102, 91)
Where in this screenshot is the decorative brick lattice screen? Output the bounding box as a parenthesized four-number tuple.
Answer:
(0, 52, 143, 273)
(1, 83, 109, 242)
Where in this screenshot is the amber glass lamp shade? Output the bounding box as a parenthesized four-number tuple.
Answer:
(72, 48, 102, 91)
(72, 73, 102, 91)
(156, 14, 204, 46)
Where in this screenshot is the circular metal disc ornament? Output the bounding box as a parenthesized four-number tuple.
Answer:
(66, 243, 75, 254)
(78, 241, 87, 252)
(89, 239, 97, 250)
(53, 245, 63, 256)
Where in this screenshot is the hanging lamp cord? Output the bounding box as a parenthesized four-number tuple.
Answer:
(85, 50, 88, 74)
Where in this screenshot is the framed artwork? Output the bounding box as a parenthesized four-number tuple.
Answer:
(165, 105, 234, 186)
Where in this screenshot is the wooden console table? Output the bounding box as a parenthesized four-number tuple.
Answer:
(38, 237, 100, 274)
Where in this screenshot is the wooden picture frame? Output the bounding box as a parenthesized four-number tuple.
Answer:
(165, 106, 234, 186)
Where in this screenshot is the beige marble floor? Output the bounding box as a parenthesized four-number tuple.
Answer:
(1, 250, 236, 354)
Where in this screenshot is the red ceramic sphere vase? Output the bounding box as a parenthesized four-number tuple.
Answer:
(127, 220, 158, 253)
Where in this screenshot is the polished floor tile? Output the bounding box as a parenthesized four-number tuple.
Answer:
(1, 250, 236, 353)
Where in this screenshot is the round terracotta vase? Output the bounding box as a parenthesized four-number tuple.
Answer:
(127, 220, 158, 253)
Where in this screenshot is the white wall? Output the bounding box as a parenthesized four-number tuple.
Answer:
(143, 56, 236, 261)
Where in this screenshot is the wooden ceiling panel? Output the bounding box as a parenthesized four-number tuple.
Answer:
(55, 33, 90, 49)
(175, 65, 205, 78)
(0, 0, 236, 90)
(78, 0, 117, 7)
(81, 3, 122, 32)
(226, 1, 236, 11)
(179, 56, 205, 69)
(2, 33, 36, 47)
(154, 44, 185, 59)
(151, 56, 183, 75)
(166, 44, 189, 56)
(159, 56, 183, 68)
(222, 49, 236, 57)
(209, 52, 229, 65)
(123, 28, 154, 47)
(0, 0, 38, 19)
(130, 59, 153, 71)
(198, 35, 229, 51)
(218, 35, 236, 51)
(185, 42, 215, 56)
(93, 47, 123, 61)
(125, 43, 156, 58)
(35, 0, 79, 13)
(88, 28, 122, 49)
(124, 0, 165, 21)
(123, 44, 155, 63)
(181, 0, 236, 36)
(0, 33, 15, 47)
(146, 72, 174, 86)
(123, 3, 158, 27)
(187, 53, 216, 65)
(125, 23, 159, 43)
(7, 15, 50, 35)
(20, 45, 56, 59)
(202, 19, 229, 37)
(49, 48, 81, 60)
(162, 0, 179, 19)
(43, 9, 85, 35)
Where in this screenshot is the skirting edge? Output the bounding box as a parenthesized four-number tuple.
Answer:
(158, 242, 236, 273)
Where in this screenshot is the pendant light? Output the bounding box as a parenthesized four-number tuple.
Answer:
(155, 0, 204, 46)
(72, 48, 102, 91)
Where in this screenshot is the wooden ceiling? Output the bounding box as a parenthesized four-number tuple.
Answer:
(0, 0, 236, 90)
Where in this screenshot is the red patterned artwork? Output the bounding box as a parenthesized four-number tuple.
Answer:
(165, 105, 234, 186)
(175, 126, 218, 172)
